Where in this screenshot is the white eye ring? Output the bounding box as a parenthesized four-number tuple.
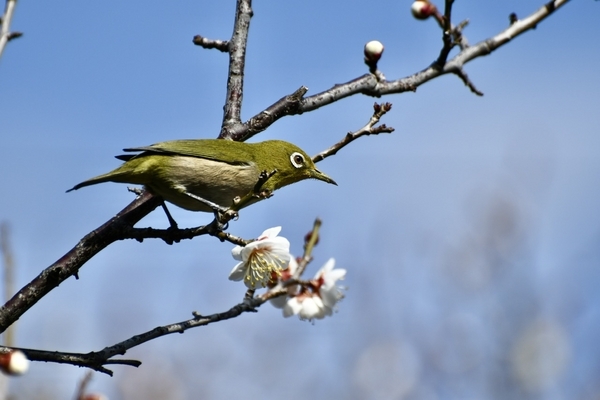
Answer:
(290, 152, 305, 168)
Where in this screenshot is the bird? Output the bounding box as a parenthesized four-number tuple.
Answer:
(67, 139, 336, 213)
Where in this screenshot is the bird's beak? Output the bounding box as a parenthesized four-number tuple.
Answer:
(312, 168, 337, 186)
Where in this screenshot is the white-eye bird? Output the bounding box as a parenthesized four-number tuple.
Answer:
(67, 139, 336, 212)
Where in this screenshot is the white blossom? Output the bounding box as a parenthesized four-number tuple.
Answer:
(280, 258, 346, 321)
(270, 257, 299, 309)
(314, 258, 346, 312)
(229, 227, 291, 289)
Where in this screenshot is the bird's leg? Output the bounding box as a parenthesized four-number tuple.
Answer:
(160, 201, 179, 230)
(129, 186, 180, 229)
(181, 191, 229, 214)
(180, 191, 237, 230)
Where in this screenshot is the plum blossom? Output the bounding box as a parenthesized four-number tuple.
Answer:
(229, 227, 291, 289)
(314, 258, 346, 314)
(270, 257, 299, 309)
(277, 257, 346, 320)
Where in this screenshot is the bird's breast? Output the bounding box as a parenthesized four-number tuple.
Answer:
(148, 156, 260, 211)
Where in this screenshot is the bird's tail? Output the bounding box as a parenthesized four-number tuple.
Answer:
(66, 165, 141, 193)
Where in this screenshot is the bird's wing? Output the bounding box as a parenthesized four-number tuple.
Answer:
(118, 140, 254, 166)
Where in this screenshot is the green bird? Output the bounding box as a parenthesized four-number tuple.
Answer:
(67, 139, 336, 212)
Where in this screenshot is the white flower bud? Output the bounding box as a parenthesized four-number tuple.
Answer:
(364, 40, 384, 63)
(0, 350, 29, 376)
(411, 1, 436, 20)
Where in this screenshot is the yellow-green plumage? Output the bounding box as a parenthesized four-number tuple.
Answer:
(67, 139, 335, 212)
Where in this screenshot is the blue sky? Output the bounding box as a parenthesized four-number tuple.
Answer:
(1, 1, 599, 399)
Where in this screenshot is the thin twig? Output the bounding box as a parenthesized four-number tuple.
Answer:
(296, 218, 322, 277)
(192, 35, 229, 52)
(312, 102, 394, 163)
(452, 67, 484, 96)
(10, 289, 285, 375)
(297, 0, 568, 111)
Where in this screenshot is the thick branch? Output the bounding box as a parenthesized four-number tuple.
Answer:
(0, 0, 21, 60)
(0, 191, 163, 333)
(220, 0, 253, 132)
(220, 86, 308, 141)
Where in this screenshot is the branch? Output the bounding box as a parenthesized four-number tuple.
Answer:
(0, 0, 21, 61)
(0, 0, 571, 355)
(192, 35, 229, 52)
(295, 218, 322, 277)
(0, 191, 163, 333)
(0, 160, 292, 333)
(220, 0, 253, 132)
(219, 86, 308, 141)
(11, 289, 286, 375)
(4, 216, 326, 374)
(312, 102, 394, 163)
(221, 0, 569, 143)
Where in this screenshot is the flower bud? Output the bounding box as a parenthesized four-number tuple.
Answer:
(82, 394, 109, 400)
(0, 350, 29, 376)
(411, 1, 437, 20)
(364, 40, 384, 63)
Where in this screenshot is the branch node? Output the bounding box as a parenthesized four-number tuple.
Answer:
(192, 35, 229, 52)
(7, 32, 22, 41)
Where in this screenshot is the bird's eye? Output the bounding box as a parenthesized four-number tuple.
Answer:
(290, 152, 305, 168)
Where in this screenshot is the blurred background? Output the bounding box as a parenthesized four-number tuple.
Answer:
(1, 0, 599, 399)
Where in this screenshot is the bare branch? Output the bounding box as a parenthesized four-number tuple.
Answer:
(0, 0, 19, 60)
(452, 66, 484, 96)
(0, 191, 163, 333)
(0, 223, 15, 347)
(435, 0, 455, 66)
(5, 345, 141, 375)
(296, 218, 322, 277)
(12, 289, 286, 375)
(122, 224, 210, 245)
(220, 0, 253, 132)
(220, 86, 308, 141)
(221, 0, 569, 135)
(312, 102, 394, 163)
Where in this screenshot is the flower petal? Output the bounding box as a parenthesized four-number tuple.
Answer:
(270, 294, 288, 309)
(258, 226, 282, 240)
(320, 286, 344, 308)
(228, 262, 246, 281)
(283, 297, 302, 317)
(322, 268, 347, 289)
(231, 245, 244, 261)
